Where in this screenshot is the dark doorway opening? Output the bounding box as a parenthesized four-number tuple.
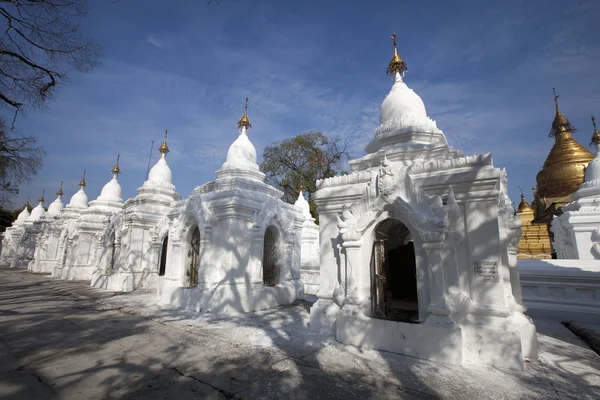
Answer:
(371, 218, 419, 323)
(187, 227, 200, 286)
(159, 235, 168, 276)
(263, 225, 280, 286)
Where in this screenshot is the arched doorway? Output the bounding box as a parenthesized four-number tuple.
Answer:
(263, 225, 280, 286)
(371, 218, 418, 323)
(108, 233, 116, 273)
(187, 227, 200, 286)
(158, 235, 168, 276)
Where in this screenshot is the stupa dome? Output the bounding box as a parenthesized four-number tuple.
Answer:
(47, 197, 64, 215)
(29, 202, 46, 221)
(147, 130, 173, 185)
(516, 194, 533, 213)
(536, 92, 593, 199)
(15, 203, 30, 225)
(222, 98, 259, 171)
(294, 190, 312, 220)
(223, 129, 259, 170)
(98, 176, 122, 202)
(69, 188, 89, 208)
(380, 74, 428, 126)
(148, 157, 173, 184)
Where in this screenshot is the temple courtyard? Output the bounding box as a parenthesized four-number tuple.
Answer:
(0, 268, 598, 400)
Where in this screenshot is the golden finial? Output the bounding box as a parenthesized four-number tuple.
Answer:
(591, 115, 600, 148)
(39, 189, 45, 203)
(386, 33, 408, 78)
(159, 130, 169, 155)
(516, 185, 532, 213)
(24, 197, 30, 210)
(112, 154, 120, 175)
(549, 88, 576, 137)
(57, 181, 64, 197)
(237, 97, 252, 130)
(298, 176, 306, 192)
(79, 170, 87, 188)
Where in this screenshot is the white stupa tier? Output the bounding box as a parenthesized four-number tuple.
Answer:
(217, 125, 265, 182)
(47, 194, 64, 216)
(68, 188, 89, 209)
(551, 127, 600, 259)
(353, 73, 461, 171)
(27, 199, 46, 222)
(88, 158, 124, 212)
(294, 190, 312, 220)
(14, 205, 30, 226)
(137, 133, 178, 202)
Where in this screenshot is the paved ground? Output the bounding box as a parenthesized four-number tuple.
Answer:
(0, 268, 599, 400)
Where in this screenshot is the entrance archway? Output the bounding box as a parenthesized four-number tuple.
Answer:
(187, 227, 200, 286)
(263, 225, 280, 286)
(158, 235, 168, 276)
(108, 233, 116, 272)
(371, 218, 418, 323)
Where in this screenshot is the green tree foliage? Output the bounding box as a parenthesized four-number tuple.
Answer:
(0, 206, 19, 232)
(260, 132, 349, 223)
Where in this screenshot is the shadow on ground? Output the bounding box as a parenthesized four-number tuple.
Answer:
(0, 268, 599, 399)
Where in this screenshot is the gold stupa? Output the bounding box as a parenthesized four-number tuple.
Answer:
(533, 89, 593, 222)
(515, 192, 552, 259)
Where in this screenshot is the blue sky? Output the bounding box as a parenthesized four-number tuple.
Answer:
(9, 0, 600, 210)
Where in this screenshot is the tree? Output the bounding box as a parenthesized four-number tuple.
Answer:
(0, 0, 101, 127)
(260, 132, 349, 223)
(0, 118, 44, 204)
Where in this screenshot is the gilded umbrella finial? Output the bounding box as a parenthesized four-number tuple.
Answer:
(237, 97, 251, 130)
(24, 197, 30, 210)
(159, 130, 169, 155)
(39, 189, 45, 203)
(112, 154, 121, 175)
(590, 115, 600, 149)
(386, 33, 408, 78)
(79, 170, 87, 188)
(549, 88, 576, 137)
(57, 181, 64, 197)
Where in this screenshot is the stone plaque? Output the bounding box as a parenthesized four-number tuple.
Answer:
(474, 261, 499, 283)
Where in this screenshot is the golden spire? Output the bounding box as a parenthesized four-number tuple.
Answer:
(39, 189, 45, 203)
(79, 170, 87, 188)
(237, 97, 252, 130)
(386, 33, 408, 78)
(112, 154, 120, 175)
(23, 197, 30, 210)
(159, 130, 169, 155)
(57, 181, 63, 197)
(549, 88, 576, 137)
(516, 186, 533, 213)
(591, 115, 600, 148)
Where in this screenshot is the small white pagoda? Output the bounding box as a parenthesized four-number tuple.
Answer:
(309, 34, 537, 369)
(157, 99, 305, 314)
(0, 199, 31, 267)
(29, 183, 65, 273)
(54, 158, 124, 280)
(92, 131, 179, 291)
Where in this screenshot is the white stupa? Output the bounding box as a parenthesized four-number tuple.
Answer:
(92, 131, 179, 292)
(14, 200, 31, 226)
(27, 192, 46, 222)
(294, 188, 321, 295)
(47, 183, 65, 216)
(216, 97, 265, 182)
(552, 116, 600, 259)
(66, 171, 89, 210)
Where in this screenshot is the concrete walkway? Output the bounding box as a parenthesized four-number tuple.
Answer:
(0, 269, 599, 399)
